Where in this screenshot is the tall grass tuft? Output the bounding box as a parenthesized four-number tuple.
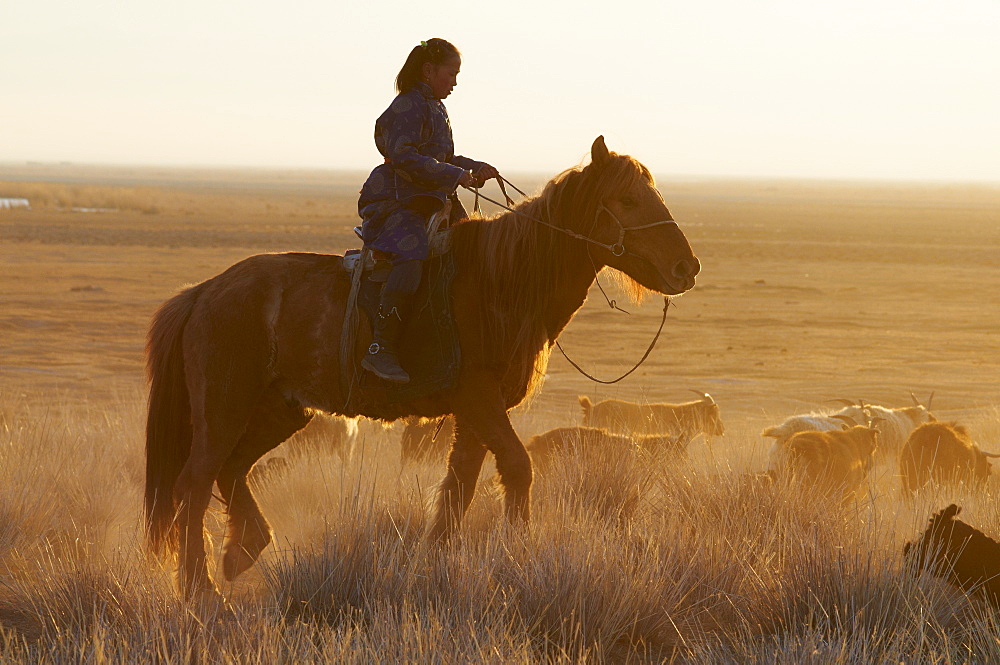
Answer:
(4, 392, 1000, 662)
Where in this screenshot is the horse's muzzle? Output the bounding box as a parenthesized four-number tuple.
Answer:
(664, 257, 700, 293)
(674, 257, 701, 281)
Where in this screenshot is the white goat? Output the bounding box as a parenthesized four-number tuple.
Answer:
(762, 393, 934, 456)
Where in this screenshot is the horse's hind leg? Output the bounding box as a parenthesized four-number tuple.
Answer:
(175, 361, 270, 599)
(216, 387, 312, 581)
(427, 417, 488, 541)
(174, 406, 254, 600)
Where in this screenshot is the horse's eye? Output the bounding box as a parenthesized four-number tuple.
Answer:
(620, 196, 638, 207)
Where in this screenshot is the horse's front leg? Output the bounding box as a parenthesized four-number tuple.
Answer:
(493, 422, 533, 524)
(448, 386, 533, 529)
(427, 417, 487, 541)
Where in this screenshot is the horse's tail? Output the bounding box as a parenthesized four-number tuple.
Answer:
(144, 283, 203, 556)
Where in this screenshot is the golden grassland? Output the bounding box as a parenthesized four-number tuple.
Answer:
(2, 164, 1000, 662)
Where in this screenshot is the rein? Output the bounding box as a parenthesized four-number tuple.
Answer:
(555, 297, 671, 384)
(468, 177, 679, 259)
(467, 176, 676, 385)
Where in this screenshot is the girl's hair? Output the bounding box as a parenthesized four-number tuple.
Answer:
(395, 38, 461, 93)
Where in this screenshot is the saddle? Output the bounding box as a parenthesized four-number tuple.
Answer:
(339, 203, 461, 406)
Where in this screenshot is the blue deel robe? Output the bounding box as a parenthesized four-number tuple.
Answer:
(358, 81, 486, 262)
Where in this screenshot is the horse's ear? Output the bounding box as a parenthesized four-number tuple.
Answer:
(591, 135, 610, 166)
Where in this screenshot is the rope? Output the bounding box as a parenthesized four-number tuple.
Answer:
(464, 181, 676, 259)
(467, 187, 596, 242)
(555, 297, 672, 384)
(469, 175, 675, 385)
(339, 247, 369, 409)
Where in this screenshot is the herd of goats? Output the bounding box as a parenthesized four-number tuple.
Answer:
(250, 390, 1000, 610)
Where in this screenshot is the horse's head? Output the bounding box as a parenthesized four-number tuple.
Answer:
(573, 136, 700, 296)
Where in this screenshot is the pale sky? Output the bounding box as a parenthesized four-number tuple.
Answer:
(2, 0, 998, 181)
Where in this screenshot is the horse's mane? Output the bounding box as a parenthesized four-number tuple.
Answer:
(471, 151, 655, 282)
(450, 151, 656, 401)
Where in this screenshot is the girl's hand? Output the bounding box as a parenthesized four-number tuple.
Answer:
(458, 171, 477, 188)
(473, 164, 500, 186)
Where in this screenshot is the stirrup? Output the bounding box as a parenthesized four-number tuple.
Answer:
(362, 348, 410, 383)
(425, 199, 452, 236)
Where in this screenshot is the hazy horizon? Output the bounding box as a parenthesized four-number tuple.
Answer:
(3, 0, 999, 183)
(4, 160, 1000, 189)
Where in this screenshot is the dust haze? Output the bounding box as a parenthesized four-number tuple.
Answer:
(2, 164, 1000, 661)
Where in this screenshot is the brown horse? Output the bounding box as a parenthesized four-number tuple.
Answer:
(144, 136, 701, 601)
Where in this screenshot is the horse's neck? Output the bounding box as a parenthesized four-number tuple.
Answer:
(539, 244, 598, 343)
(499, 217, 600, 343)
(454, 199, 603, 356)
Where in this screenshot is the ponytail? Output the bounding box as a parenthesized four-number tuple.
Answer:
(395, 38, 461, 93)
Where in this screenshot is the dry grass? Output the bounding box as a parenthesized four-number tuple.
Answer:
(2, 166, 1000, 662)
(3, 391, 1000, 663)
(0, 181, 166, 214)
(0, 178, 355, 221)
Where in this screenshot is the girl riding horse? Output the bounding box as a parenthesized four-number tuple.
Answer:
(358, 38, 498, 383)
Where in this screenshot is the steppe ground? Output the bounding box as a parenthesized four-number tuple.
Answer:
(2, 162, 1000, 662)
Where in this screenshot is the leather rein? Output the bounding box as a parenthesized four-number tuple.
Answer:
(467, 176, 675, 385)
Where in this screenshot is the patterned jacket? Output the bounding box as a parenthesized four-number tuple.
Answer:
(358, 81, 485, 218)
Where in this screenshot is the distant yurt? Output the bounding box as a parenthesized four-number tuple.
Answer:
(0, 198, 30, 210)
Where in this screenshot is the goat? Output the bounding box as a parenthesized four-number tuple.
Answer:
(283, 413, 360, 461)
(578, 390, 724, 446)
(762, 393, 934, 455)
(525, 425, 682, 471)
(768, 422, 879, 499)
(903, 504, 1000, 607)
(832, 393, 935, 454)
(400, 416, 454, 462)
(247, 413, 359, 485)
(899, 421, 999, 493)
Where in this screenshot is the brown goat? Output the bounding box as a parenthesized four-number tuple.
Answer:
(400, 416, 454, 462)
(578, 390, 724, 445)
(762, 393, 933, 456)
(283, 413, 360, 461)
(769, 424, 879, 499)
(899, 422, 999, 493)
(903, 504, 1000, 607)
(525, 426, 682, 470)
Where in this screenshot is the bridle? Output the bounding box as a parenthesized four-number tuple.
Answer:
(593, 203, 680, 257)
(471, 176, 679, 260)
(468, 176, 680, 384)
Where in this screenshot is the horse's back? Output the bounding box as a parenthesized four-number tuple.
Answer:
(207, 251, 347, 287)
(176, 252, 352, 410)
(190, 252, 350, 310)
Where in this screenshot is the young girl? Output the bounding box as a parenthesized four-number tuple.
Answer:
(358, 38, 498, 384)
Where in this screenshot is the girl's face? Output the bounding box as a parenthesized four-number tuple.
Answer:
(422, 56, 461, 99)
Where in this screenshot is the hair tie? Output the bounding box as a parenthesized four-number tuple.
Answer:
(420, 41, 428, 48)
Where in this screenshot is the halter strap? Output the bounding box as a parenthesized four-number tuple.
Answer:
(468, 176, 677, 385)
(595, 203, 678, 257)
(466, 182, 678, 259)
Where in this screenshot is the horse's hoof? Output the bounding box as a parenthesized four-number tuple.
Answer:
(188, 587, 235, 622)
(222, 544, 259, 581)
(222, 527, 271, 581)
